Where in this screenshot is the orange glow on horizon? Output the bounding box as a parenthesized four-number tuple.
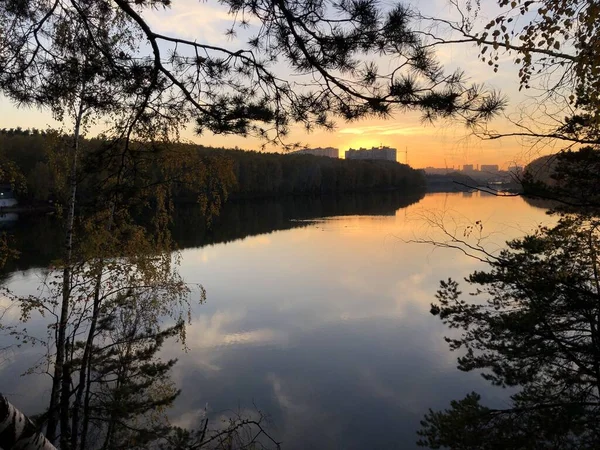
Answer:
(180, 119, 541, 171)
(0, 97, 553, 171)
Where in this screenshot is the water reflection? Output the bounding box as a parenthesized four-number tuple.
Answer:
(164, 192, 552, 449)
(0, 192, 553, 448)
(0, 213, 18, 225)
(1, 191, 424, 276)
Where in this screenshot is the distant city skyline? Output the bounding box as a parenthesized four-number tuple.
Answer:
(424, 163, 523, 171)
(346, 146, 397, 162)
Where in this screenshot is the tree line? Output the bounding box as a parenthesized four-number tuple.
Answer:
(0, 129, 425, 205)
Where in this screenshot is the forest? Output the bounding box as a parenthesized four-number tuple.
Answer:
(0, 128, 425, 206)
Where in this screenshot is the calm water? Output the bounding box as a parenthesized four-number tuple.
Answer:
(0, 192, 552, 449)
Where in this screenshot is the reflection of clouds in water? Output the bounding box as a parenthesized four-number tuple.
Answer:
(207, 318, 487, 449)
(0, 193, 553, 447)
(268, 376, 341, 449)
(394, 271, 433, 310)
(163, 311, 503, 449)
(182, 246, 222, 266)
(267, 373, 307, 414)
(337, 273, 372, 296)
(334, 268, 436, 321)
(179, 309, 289, 350)
(358, 366, 402, 403)
(0, 294, 20, 322)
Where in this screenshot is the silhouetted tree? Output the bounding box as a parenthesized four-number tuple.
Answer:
(419, 214, 600, 448)
(0, 0, 505, 148)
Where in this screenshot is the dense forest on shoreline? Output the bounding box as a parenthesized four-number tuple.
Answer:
(0, 128, 425, 207)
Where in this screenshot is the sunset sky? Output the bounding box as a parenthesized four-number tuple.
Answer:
(0, 0, 560, 169)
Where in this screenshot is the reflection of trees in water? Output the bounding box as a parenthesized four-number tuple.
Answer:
(172, 191, 424, 249)
(3, 192, 424, 274)
(0, 214, 64, 278)
(0, 212, 282, 450)
(0, 191, 423, 449)
(419, 215, 600, 449)
(520, 195, 561, 211)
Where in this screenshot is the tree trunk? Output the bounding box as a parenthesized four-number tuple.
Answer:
(0, 394, 56, 450)
(101, 313, 139, 450)
(46, 99, 85, 443)
(71, 268, 102, 450)
(74, 202, 115, 450)
(60, 349, 72, 450)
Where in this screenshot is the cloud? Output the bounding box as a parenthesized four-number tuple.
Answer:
(338, 124, 431, 137)
(142, 0, 251, 45)
(184, 309, 287, 350)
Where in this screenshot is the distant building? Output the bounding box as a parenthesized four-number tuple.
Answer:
(480, 164, 499, 172)
(292, 147, 339, 158)
(462, 164, 475, 172)
(345, 146, 397, 162)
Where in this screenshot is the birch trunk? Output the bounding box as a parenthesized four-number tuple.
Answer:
(46, 98, 85, 444)
(0, 394, 56, 450)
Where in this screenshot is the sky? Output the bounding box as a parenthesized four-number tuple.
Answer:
(0, 0, 561, 169)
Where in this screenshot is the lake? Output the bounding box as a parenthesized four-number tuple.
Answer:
(0, 191, 553, 449)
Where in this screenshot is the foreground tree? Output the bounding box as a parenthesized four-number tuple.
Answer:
(418, 214, 600, 448)
(0, 0, 506, 147)
(411, 3, 600, 447)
